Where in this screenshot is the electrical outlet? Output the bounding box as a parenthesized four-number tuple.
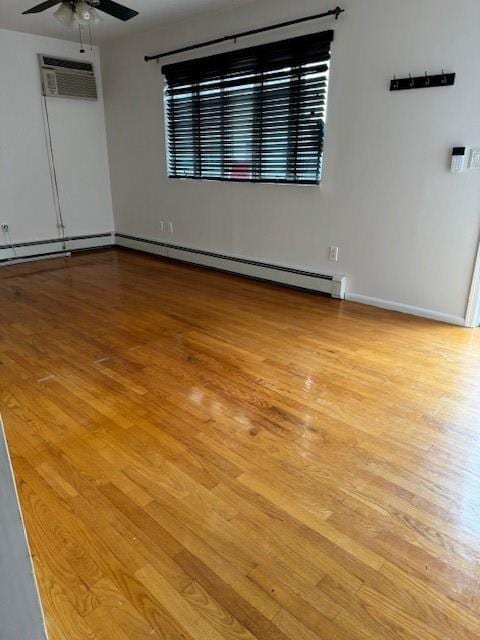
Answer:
(159, 221, 164, 232)
(1, 224, 9, 233)
(329, 246, 339, 262)
(168, 222, 174, 234)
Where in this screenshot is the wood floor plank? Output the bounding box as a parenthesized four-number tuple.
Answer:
(174, 551, 289, 640)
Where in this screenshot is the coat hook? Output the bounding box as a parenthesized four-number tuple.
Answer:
(390, 70, 455, 92)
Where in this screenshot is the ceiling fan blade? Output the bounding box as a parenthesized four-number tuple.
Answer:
(95, 0, 138, 21)
(22, 0, 61, 14)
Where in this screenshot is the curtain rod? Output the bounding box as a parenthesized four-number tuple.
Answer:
(144, 6, 344, 62)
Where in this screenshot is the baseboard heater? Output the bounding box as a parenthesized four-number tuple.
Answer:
(0, 233, 114, 264)
(115, 233, 347, 299)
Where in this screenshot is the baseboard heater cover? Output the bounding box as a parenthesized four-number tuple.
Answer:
(0, 232, 114, 263)
(0, 252, 71, 267)
(115, 233, 347, 299)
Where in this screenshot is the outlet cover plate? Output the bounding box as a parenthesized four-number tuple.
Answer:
(329, 246, 339, 262)
(470, 149, 480, 169)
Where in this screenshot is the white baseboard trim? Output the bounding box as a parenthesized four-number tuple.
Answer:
(345, 292, 465, 326)
(115, 233, 347, 299)
(0, 232, 114, 264)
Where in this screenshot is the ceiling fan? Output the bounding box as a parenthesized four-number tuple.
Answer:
(22, 0, 139, 24)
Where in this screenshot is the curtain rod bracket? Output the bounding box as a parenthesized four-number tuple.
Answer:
(144, 6, 344, 63)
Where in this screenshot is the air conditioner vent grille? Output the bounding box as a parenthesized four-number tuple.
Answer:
(42, 56, 93, 72)
(55, 71, 97, 99)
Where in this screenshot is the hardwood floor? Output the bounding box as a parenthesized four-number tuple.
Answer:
(1, 247, 480, 640)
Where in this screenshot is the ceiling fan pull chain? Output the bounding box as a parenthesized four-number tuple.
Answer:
(78, 23, 85, 53)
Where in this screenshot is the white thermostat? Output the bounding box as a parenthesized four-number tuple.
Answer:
(451, 147, 466, 173)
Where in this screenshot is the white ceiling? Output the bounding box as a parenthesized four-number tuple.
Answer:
(0, 0, 255, 42)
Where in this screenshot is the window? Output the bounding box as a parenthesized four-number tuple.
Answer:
(163, 30, 334, 185)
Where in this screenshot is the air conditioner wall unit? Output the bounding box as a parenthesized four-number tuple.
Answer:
(38, 55, 98, 100)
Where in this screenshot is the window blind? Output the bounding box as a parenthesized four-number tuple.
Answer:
(162, 30, 334, 185)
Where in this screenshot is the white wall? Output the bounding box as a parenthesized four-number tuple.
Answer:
(101, 0, 480, 322)
(0, 29, 114, 247)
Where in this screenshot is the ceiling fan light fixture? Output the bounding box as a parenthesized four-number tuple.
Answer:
(75, 1, 96, 25)
(53, 2, 75, 26)
(23, 0, 139, 25)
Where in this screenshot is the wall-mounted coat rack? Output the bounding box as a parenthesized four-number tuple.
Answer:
(390, 71, 455, 91)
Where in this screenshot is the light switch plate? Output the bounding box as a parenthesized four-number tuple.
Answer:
(470, 149, 480, 169)
(329, 246, 339, 262)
